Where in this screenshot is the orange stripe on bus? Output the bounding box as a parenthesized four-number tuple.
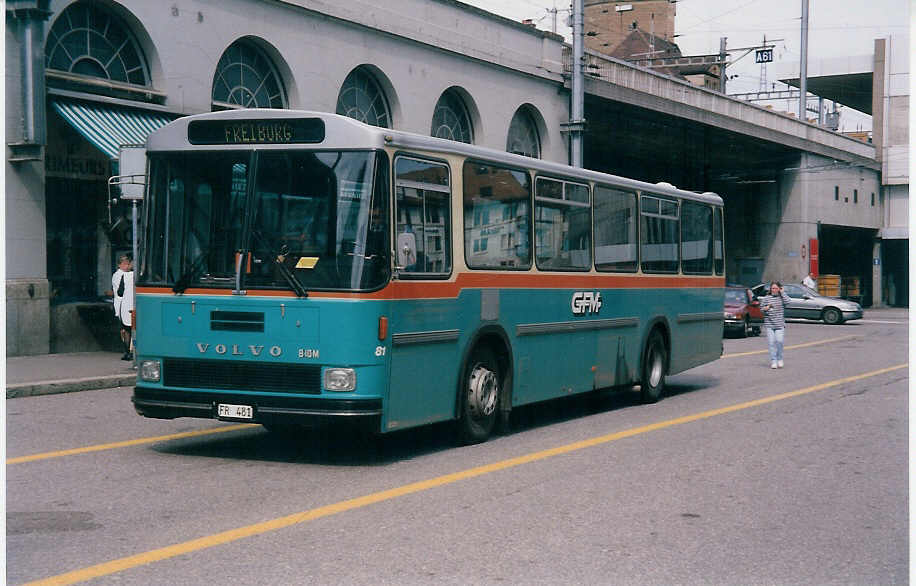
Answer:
(136, 273, 724, 300)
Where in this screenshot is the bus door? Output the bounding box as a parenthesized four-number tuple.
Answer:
(385, 156, 458, 431)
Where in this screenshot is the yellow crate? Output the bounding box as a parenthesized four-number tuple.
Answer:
(842, 276, 860, 297)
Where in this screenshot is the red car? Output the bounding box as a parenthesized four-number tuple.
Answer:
(723, 286, 763, 337)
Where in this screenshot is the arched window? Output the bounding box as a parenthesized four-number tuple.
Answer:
(431, 89, 473, 144)
(507, 107, 541, 159)
(45, 2, 150, 86)
(212, 40, 287, 109)
(336, 68, 391, 128)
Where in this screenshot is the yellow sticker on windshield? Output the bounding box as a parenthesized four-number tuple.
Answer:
(295, 257, 319, 269)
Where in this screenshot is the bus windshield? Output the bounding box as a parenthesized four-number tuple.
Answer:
(141, 150, 390, 292)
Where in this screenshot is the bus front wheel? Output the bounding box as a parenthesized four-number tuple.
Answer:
(640, 331, 667, 404)
(458, 346, 500, 444)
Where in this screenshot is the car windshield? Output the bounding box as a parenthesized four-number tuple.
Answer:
(141, 150, 390, 292)
(724, 289, 746, 303)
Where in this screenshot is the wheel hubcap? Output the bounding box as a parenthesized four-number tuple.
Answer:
(467, 363, 498, 418)
(648, 349, 663, 387)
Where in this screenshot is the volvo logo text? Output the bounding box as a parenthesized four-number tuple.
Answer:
(196, 343, 282, 357)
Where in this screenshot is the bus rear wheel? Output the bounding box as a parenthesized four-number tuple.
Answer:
(640, 331, 667, 404)
(458, 346, 500, 444)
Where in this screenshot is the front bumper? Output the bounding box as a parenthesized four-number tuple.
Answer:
(133, 386, 382, 429)
(842, 309, 864, 321)
(724, 317, 760, 329)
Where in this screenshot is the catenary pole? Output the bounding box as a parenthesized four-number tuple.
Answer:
(799, 0, 809, 120)
(570, 0, 584, 167)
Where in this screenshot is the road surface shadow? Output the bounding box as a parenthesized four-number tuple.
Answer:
(153, 379, 715, 466)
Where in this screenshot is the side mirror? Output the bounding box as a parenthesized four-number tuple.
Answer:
(396, 232, 417, 270)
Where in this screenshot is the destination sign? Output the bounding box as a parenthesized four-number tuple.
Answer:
(188, 118, 325, 145)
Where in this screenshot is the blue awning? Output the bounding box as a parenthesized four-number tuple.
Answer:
(51, 99, 177, 159)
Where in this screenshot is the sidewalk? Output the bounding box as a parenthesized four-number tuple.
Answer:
(6, 352, 137, 398)
(5, 307, 908, 399)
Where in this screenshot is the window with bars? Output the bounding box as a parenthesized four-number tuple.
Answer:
(506, 107, 541, 158)
(46, 2, 150, 87)
(212, 40, 287, 110)
(431, 90, 473, 144)
(336, 68, 391, 128)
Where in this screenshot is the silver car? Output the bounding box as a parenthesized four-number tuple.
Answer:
(751, 283, 864, 325)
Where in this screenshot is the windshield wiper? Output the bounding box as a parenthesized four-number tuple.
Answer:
(251, 231, 308, 298)
(275, 245, 309, 298)
(172, 248, 209, 294)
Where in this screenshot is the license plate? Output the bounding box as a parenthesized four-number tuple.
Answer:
(217, 403, 253, 420)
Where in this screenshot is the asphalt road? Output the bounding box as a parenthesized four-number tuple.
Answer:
(6, 314, 909, 585)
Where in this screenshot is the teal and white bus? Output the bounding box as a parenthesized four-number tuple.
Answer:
(132, 109, 725, 443)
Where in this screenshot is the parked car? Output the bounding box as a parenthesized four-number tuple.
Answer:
(750, 282, 864, 325)
(723, 286, 763, 337)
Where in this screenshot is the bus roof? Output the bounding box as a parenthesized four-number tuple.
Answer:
(146, 109, 723, 206)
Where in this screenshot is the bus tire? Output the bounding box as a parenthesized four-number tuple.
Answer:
(640, 330, 667, 404)
(458, 346, 500, 444)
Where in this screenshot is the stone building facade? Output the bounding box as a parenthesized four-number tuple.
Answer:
(6, 0, 571, 355)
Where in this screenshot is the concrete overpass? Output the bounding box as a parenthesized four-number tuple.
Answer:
(776, 54, 875, 115)
(575, 48, 876, 183)
(571, 49, 884, 300)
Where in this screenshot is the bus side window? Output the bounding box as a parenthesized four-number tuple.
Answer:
(534, 177, 591, 271)
(681, 200, 713, 275)
(462, 160, 531, 270)
(394, 156, 451, 275)
(713, 206, 725, 275)
(640, 195, 679, 274)
(594, 185, 638, 272)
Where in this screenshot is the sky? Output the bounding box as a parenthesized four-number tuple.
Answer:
(460, 0, 910, 130)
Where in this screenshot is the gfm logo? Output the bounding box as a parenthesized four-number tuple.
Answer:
(571, 291, 603, 315)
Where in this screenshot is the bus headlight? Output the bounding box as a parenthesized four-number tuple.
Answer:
(324, 368, 356, 392)
(139, 360, 161, 382)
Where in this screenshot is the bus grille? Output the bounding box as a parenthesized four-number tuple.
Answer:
(210, 311, 264, 332)
(163, 358, 321, 394)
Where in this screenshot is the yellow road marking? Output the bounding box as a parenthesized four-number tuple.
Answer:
(25, 363, 907, 586)
(7, 424, 257, 465)
(723, 334, 857, 358)
(9, 335, 858, 466)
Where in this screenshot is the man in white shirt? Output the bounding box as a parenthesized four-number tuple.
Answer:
(802, 272, 816, 290)
(112, 255, 135, 360)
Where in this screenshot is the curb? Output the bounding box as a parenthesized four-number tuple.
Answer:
(7, 374, 137, 399)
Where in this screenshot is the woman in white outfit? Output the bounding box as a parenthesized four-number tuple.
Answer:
(112, 255, 135, 360)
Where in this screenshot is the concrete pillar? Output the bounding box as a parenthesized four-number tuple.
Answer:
(872, 240, 884, 307)
(6, 1, 51, 356)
